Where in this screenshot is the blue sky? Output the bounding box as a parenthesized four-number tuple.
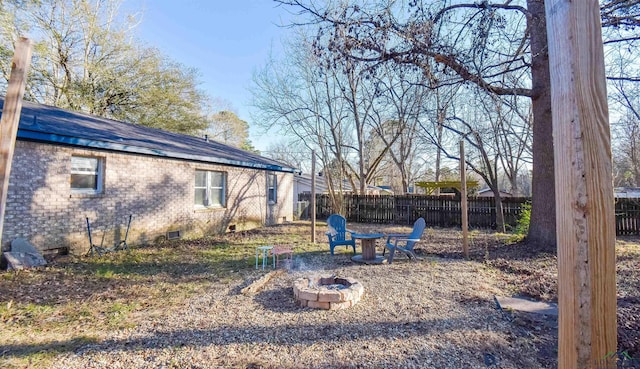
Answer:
(125, 0, 295, 150)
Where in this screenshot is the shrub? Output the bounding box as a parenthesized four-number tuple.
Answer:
(514, 202, 531, 235)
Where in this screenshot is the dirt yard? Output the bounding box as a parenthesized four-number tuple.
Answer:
(0, 221, 638, 369)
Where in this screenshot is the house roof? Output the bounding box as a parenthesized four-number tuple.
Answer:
(477, 188, 512, 195)
(293, 173, 332, 193)
(0, 97, 296, 173)
(614, 187, 640, 198)
(295, 173, 350, 193)
(294, 173, 393, 194)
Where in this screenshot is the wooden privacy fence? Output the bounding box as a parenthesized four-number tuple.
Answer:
(615, 197, 640, 235)
(298, 194, 640, 235)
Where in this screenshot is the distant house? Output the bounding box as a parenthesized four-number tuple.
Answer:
(614, 187, 640, 198)
(476, 188, 513, 198)
(293, 173, 339, 197)
(0, 98, 296, 254)
(292, 173, 393, 219)
(375, 185, 395, 195)
(293, 173, 392, 200)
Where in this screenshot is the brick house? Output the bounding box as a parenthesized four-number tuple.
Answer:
(0, 98, 296, 254)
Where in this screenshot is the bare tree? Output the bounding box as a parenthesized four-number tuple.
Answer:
(276, 0, 640, 249)
(479, 93, 532, 196)
(263, 139, 311, 174)
(252, 27, 427, 215)
(605, 4, 640, 186)
(421, 78, 463, 194)
(276, 0, 555, 247)
(251, 32, 354, 213)
(365, 64, 429, 193)
(331, 56, 387, 194)
(613, 113, 640, 187)
(419, 85, 513, 232)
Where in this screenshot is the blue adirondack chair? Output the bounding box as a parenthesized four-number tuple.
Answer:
(383, 217, 426, 264)
(325, 214, 356, 255)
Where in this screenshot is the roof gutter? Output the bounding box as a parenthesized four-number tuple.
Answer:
(17, 129, 297, 173)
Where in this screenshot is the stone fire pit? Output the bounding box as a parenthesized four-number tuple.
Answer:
(293, 275, 364, 310)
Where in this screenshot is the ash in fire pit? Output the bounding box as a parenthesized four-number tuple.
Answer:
(294, 274, 364, 310)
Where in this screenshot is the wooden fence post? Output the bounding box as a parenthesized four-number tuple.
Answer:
(546, 1, 617, 368)
(0, 37, 32, 248)
(460, 140, 469, 258)
(310, 150, 316, 243)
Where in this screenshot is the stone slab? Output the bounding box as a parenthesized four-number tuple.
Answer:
(11, 238, 40, 254)
(307, 300, 330, 309)
(330, 300, 352, 310)
(318, 289, 343, 303)
(495, 296, 558, 316)
(297, 289, 319, 302)
(3, 251, 47, 270)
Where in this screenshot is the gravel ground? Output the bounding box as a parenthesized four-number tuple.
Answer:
(3, 223, 638, 368)
(47, 234, 551, 368)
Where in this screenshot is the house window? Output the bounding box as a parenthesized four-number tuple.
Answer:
(267, 172, 277, 203)
(195, 170, 226, 208)
(71, 156, 103, 193)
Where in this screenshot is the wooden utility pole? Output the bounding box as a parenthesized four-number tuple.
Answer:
(310, 150, 316, 243)
(459, 140, 469, 258)
(0, 37, 32, 247)
(546, 2, 617, 368)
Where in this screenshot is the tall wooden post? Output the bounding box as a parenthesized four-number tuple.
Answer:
(310, 150, 316, 243)
(0, 37, 32, 247)
(459, 140, 469, 258)
(546, 2, 617, 368)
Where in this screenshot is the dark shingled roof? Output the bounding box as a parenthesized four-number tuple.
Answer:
(1, 97, 295, 172)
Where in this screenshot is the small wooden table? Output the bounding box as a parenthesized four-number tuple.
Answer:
(350, 233, 386, 264)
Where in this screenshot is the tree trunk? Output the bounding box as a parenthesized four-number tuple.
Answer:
(434, 106, 445, 195)
(527, 0, 557, 250)
(492, 187, 506, 233)
(509, 175, 519, 197)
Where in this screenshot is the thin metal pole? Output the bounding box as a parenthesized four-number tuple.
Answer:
(310, 150, 316, 243)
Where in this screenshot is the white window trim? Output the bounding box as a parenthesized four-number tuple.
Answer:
(195, 170, 227, 208)
(70, 155, 104, 194)
(267, 172, 278, 204)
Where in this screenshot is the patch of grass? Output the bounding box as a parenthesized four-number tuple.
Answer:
(15, 350, 60, 368)
(105, 301, 137, 327)
(0, 271, 19, 281)
(0, 299, 14, 319)
(198, 243, 249, 271)
(0, 334, 99, 368)
(75, 305, 94, 319)
(95, 266, 116, 278)
(617, 239, 640, 255)
(23, 302, 54, 318)
(0, 302, 56, 325)
(505, 233, 526, 244)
